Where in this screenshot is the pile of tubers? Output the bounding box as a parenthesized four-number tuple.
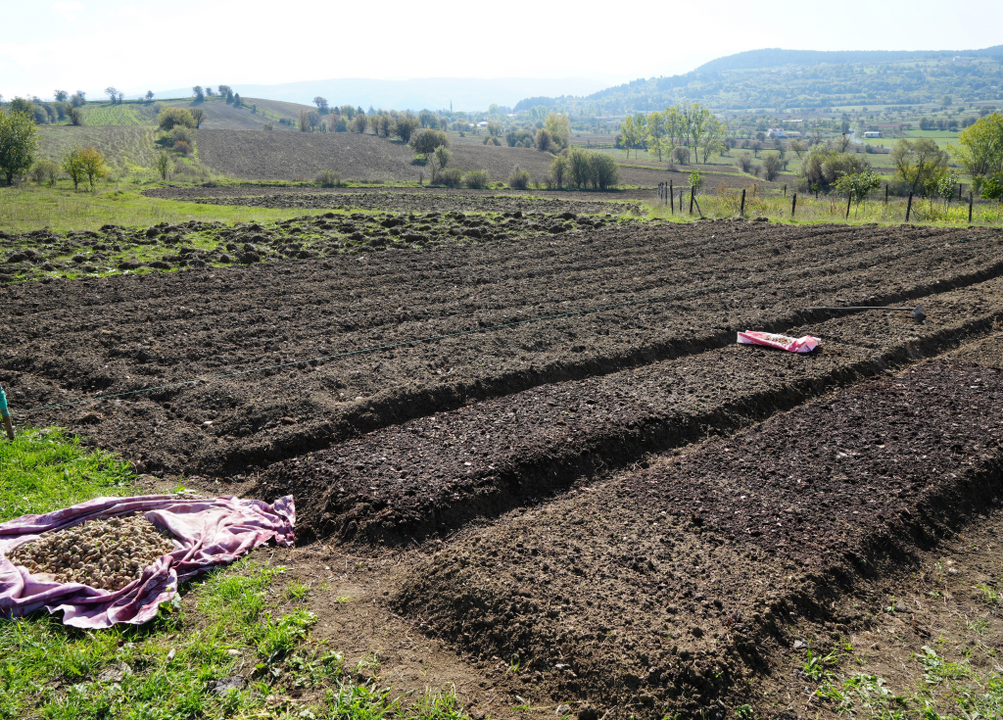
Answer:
(8, 513, 177, 592)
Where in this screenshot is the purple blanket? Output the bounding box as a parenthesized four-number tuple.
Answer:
(0, 494, 295, 628)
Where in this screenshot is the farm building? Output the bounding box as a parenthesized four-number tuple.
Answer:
(864, 131, 882, 138)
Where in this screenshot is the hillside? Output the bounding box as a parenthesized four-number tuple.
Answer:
(517, 46, 1003, 114)
(61, 96, 310, 130)
(195, 129, 557, 183)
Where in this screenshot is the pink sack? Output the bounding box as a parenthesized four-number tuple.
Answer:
(737, 331, 819, 354)
(0, 494, 294, 628)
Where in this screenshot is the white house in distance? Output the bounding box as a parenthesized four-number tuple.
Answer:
(863, 131, 882, 138)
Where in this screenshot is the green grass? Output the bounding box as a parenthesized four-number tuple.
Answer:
(37, 126, 160, 177)
(0, 430, 471, 719)
(0, 427, 134, 520)
(646, 189, 1003, 227)
(78, 102, 160, 127)
(0, 185, 333, 234)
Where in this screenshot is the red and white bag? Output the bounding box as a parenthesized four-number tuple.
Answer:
(737, 331, 819, 354)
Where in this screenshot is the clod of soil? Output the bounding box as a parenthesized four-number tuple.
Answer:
(9, 514, 176, 592)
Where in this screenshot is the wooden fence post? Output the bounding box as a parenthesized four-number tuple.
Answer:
(740, 188, 746, 216)
(969, 192, 974, 224)
(689, 186, 695, 215)
(670, 180, 674, 213)
(885, 184, 889, 205)
(906, 192, 913, 222)
(845, 194, 852, 220)
(791, 192, 797, 218)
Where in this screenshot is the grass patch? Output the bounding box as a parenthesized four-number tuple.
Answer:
(0, 185, 333, 234)
(0, 427, 134, 521)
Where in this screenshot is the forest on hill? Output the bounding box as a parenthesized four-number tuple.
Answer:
(517, 47, 1003, 116)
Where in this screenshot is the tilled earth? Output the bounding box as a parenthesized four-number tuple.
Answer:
(3, 199, 1003, 718)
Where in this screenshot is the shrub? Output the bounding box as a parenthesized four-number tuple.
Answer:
(672, 146, 690, 164)
(315, 170, 343, 187)
(158, 107, 195, 131)
(798, 146, 870, 190)
(483, 136, 501, 146)
(170, 126, 195, 145)
(155, 150, 171, 180)
(564, 147, 620, 190)
(464, 170, 490, 189)
(334, 116, 349, 132)
(737, 155, 753, 173)
(506, 129, 534, 147)
(351, 113, 368, 133)
(67, 106, 83, 126)
(508, 166, 531, 190)
(30, 159, 59, 186)
(173, 140, 192, 156)
(438, 167, 463, 187)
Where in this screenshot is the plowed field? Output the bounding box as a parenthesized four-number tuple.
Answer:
(4, 197, 1003, 718)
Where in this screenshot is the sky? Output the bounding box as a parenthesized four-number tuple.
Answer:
(2, 0, 1002, 103)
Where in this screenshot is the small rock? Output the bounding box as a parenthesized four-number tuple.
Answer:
(209, 676, 247, 695)
(556, 704, 572, 716)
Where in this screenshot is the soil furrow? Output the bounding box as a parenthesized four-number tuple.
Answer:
(258, 273, 1003, 544)
(388, 361, 1003, 719)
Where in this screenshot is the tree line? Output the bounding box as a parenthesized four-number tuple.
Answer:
(616, 103, 726, 164)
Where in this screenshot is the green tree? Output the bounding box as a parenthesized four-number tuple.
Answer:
(314, 97, 329, 114)
(890, 138, 947, 193)
(410, 129, 448, 157)
(158, 107, 195, 131)
(105, 87, 118, 103)
(834, 168, 882, 216)
(953, 112, 1003, 187)
(67, 147, 108, 190)
(428, 145, 452, 183)
(394, 116, 420, 143)
(0, 108, 39, 184)
(619, 116, 638, 159)
(544, 112, 571, 150)
(535, 128, 553, 152)
(192, 85, 204, 101)
(67, 107, 83, 126)
(685, 103, 715, 164)
(761, 152, 783, 181)
(54, 90, 68, 102)
(30, 159, 59, 186)
(548, 155, 567, 189)
(189, 107, 205, 129)
(350, 113, 368, 133)
(155, 150, 171, 180)
(63, 148, 86, 189)
(646, 110, 666, 162)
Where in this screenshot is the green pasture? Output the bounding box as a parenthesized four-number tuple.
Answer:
(37, 126, 160, 176)
(0, 185, 333, 234)
(0, 428, 470, 720)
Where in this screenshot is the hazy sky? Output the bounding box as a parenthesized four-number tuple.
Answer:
(2, 0, 1002, 100)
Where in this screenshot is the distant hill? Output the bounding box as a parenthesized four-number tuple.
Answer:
(515, 46, 1003, 115)
(694, 46, 1003, 73)
(148, 77, 613, 113)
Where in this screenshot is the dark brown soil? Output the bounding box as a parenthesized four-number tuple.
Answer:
(5, 205, 1003, 719)
(2, 222, 1001, 482)
(196, 130, 560, 183)
(389, 361, 1003, 718)
(140, 185, 645, 213)
(257, 270, 1003, 546)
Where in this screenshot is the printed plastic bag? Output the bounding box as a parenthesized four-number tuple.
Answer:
(737, 331, 819, 354)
